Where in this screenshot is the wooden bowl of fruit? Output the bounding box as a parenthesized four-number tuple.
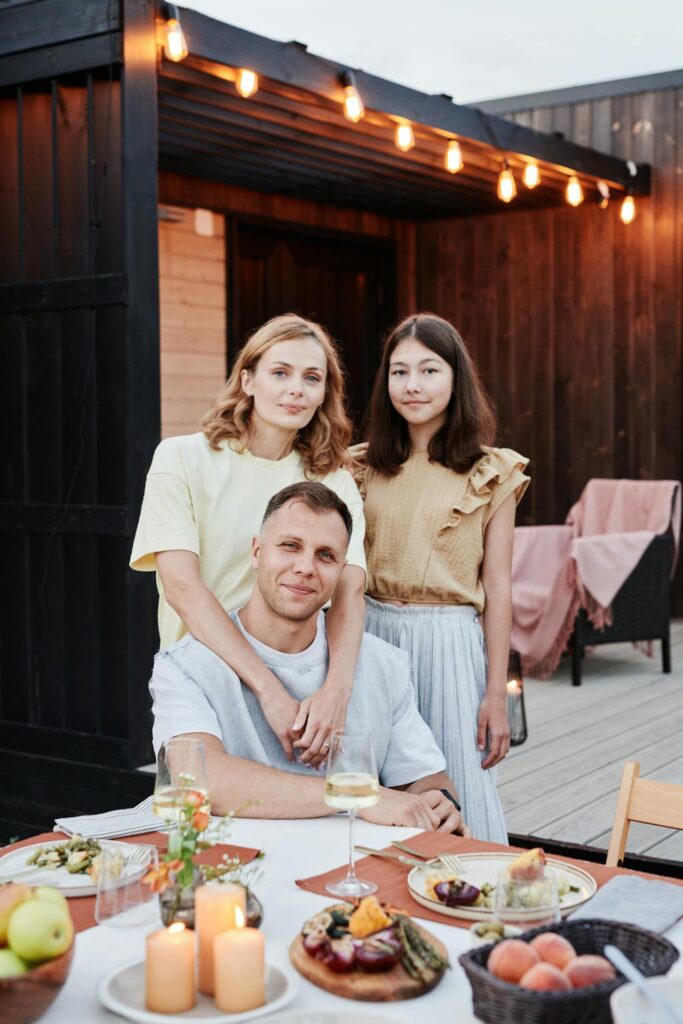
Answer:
(459, 918, 679, 1024)
(290, 895, 449, 1002)
(0, 883, 75, 1024)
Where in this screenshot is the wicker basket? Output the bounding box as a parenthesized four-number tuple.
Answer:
(458, 918, 679, 1024)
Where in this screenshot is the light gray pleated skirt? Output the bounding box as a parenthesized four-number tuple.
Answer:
(364, 596, 508, 844)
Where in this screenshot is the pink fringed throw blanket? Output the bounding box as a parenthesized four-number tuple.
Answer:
(511, 479, 682, 678)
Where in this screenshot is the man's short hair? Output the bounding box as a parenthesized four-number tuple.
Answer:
(261, 482, 353, 541)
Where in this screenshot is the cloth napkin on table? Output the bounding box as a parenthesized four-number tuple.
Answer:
(570, 875, 683, 933)
(54, 796, 159, 839)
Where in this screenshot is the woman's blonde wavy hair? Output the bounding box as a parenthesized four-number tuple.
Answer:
(200, 314, 352, 477)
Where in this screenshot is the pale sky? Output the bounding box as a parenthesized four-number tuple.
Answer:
(185, 0, 682, 104)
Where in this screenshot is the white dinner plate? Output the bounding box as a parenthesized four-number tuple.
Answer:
(408, 852, 597, 922)
(98, 960, 299, 1023)
(0, 840, 149, 898)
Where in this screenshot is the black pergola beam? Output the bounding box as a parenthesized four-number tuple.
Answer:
(177, 5, 650, 195)
(0, 32, 122, 88)
(0, 0, 120, 58)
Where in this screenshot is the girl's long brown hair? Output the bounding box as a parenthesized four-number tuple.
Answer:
(365, 313, 496, 475)
(200, 314, 352, 476)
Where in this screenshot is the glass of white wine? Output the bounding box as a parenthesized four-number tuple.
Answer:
(324, 729, 380, 898)
(153, 736, 210, 829)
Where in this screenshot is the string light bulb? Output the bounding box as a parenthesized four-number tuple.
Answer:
(236, 68, 258, 98)
(341, 70, 364, 123)
(620, 194, 636, 224)
(497, 161, 517, 203)
(445, 139, 463, 174)
(566, 175, 584, 207)
(162, 3, 188, 62)
(523, 162, 540, 189)
(395, 123, 415, 152)
(597, 180, 610, 209)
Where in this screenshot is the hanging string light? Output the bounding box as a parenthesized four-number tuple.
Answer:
(597, 180, 610, 209)
(445, 139, 463, 174)
(395, 123, 415, 152)
(620, 194, 636, 224)
(341, 70, 364, 123)
(497, 161, 517, 203)
(236, 68, 258, 98)
(162, 3, 188, 62)
(566, 175, 584, 207)
(522, 162, 540, 189)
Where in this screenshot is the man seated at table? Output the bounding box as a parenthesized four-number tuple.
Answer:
(151, 482, 468, 835)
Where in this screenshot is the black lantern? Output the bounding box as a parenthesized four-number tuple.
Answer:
(507, 650, 528, 746)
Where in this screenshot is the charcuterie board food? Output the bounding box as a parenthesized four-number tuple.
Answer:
(289, 896, 448, 1002)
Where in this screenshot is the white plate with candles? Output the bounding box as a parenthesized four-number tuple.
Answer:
(97, 959, 300, 1023)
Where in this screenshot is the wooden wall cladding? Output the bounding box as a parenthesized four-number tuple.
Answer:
(417, 85, 682, 610)
(158, 207, 227, 438)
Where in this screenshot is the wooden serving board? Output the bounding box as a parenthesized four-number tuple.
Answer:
(289, 921, 448, 1002)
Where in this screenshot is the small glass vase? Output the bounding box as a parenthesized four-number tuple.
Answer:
(160, 868, 202, 928)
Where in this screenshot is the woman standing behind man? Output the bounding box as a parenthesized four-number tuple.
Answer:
(352, 313, 529, 843)
(131, 314, 366, 767)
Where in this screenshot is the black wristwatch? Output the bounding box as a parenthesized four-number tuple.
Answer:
(440, 788, 461, 812)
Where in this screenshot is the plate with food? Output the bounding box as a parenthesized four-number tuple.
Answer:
(290, 896, 449, 1002)
(408, 847, 597, 923)
(0, 836, 151, 898)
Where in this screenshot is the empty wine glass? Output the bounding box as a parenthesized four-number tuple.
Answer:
(323, 730, 380, 898)
(153, 737, 210, 829)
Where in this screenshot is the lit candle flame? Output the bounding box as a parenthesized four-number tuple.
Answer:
(507, 679, 521, 693)
(169, 922, 186, 934)
(235, 905, 245, 929)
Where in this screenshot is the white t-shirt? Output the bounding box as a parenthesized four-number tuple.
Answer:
(150, 611, 447, 789)
(130, 434, 366, 647)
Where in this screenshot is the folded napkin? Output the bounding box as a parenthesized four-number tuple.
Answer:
(54, 796, 159, 839)
(570, 875, 683, 933)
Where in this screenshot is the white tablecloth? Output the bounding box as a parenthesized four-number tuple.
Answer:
(41, 816, 683, 1023)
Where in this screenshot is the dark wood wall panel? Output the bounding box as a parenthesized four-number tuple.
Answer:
(419, 83, 683, 610)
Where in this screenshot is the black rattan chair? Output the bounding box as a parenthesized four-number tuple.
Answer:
(569, 532, 674, 686)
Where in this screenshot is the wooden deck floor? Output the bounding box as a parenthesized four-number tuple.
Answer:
(498, 622, 683, 861)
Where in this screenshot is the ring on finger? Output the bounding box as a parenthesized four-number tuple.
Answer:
(416, 819, 426, 828)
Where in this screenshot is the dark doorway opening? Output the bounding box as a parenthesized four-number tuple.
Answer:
(229, 220, 397, 432)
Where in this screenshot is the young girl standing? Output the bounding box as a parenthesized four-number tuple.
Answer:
(351, 313, 529, 842)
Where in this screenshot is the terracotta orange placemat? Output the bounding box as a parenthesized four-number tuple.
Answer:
(296, 831, 683, 930)
(1, 831, 261, 934)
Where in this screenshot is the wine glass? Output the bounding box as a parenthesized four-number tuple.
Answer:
(323, 730, 380, 898)
(494, 867, 561, 930)
(153, 737, 210, 828)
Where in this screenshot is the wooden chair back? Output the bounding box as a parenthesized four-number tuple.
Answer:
(606, 761, 683, 867)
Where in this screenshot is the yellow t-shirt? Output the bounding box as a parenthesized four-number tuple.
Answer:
(130, 433, 366, 647)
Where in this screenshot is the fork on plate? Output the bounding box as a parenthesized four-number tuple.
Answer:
(391, 840, 466, 875)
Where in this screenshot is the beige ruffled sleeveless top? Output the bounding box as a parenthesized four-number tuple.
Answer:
(349, 445, 530, 611)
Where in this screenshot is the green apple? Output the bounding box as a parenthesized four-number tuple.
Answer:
(7, 899, 73, 962)
(32, 887, 69, 914)
(0, 948, 29, 977)
(0, 884, 33, 944)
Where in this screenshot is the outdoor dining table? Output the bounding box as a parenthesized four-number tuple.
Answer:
(6, 815, 683, 1023)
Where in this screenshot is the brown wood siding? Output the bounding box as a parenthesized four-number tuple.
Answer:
(418, 86, 682, 610)
(158, 206, 227, 438)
